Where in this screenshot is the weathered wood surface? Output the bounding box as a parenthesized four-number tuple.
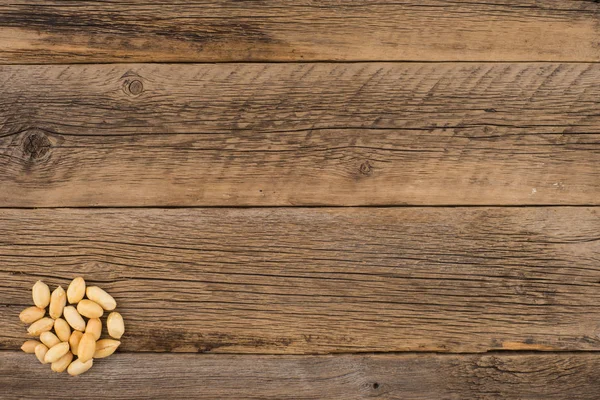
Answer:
(2, 63, 599, 207)
(2, 352, 600, 399)
(2, 207, 599, 353)
(2, 1, 599, 397)
(0, 1, 599, 63)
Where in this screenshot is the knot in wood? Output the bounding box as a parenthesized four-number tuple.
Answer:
(359, 161, 372, 176)
(23, 131, 51, 160)
(128, 80, 144, 95)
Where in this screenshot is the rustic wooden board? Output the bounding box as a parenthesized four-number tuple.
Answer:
(2, 352, 600, 399)
(0, 1, 599, 63)
(2, 63, 599, 207)
(2, 207, 599, 353)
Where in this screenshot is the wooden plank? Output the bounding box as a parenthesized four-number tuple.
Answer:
(0, 1, 599, 63)
(2, 207, 599, 353)
(2, 352, 600, 399)
(1, 63, 599, 207)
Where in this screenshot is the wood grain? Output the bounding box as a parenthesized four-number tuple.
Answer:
(2, 352, 600, 399)
(0, 1, 599, 63)
(2, 207, 599, 353)
(1, 63, 599, 207)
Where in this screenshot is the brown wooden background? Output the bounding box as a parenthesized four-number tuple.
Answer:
(1, 1, 599, 398)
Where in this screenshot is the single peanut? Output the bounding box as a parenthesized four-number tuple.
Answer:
(69, 331, 83, 356)
(54, 318, 71, 342)
(63, 306, 86, 331)
(86, 286, 116, 311)
(107, 312, 124, 339)
(32, 281, 50, 308)
(49, 286, 66, 319)
(77, 299, 104, 319)
(51, 351, 73, 373)
(77, 332, 96, 363)
(27, 317, 54, 336)
(67, 277, 86, 304)
(40, 331, 61, 348)
(94, 339, 121, 359)
(21, 340, 42, 354)
(19, 306, 46, 324)
(85, 318, 102, 341)
(34, 343, 49, 364)
(45, 342, 70, 363)
(67, 358, 93, 376)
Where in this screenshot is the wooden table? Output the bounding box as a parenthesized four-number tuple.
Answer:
(1, 1, 599, 398)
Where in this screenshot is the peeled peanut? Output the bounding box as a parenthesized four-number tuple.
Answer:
(85, 318, 102, 341)
(86, 286, 116, 311)
(107, 312, 124, 339)
(49, 286, 66, 319)
(23, 279, 124, 375)
(77, 332, 96, 363)
(27, 317, 54, 336)
(45, 342, 70, 363)
(19, 306, 46, 324)
(69, 331, 83, 356)
(54, 318, 71, 342)
(34, 343, 49, 364)
(40, 331, 61, 348)
(67, 358, 93, 376)
(21, 340, 42, 354)
(51, 351, 73, 373)
(94, 339, 121, 359)
(77, 299, 104, 319)
(32, 281, 50, 308)
(63, 306, 86, 331)
(67, 277, 86, 304)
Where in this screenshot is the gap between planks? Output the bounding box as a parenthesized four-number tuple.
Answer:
(0, 205, 600, 210)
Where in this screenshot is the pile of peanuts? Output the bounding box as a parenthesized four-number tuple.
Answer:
(19, 278, 124, 376)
